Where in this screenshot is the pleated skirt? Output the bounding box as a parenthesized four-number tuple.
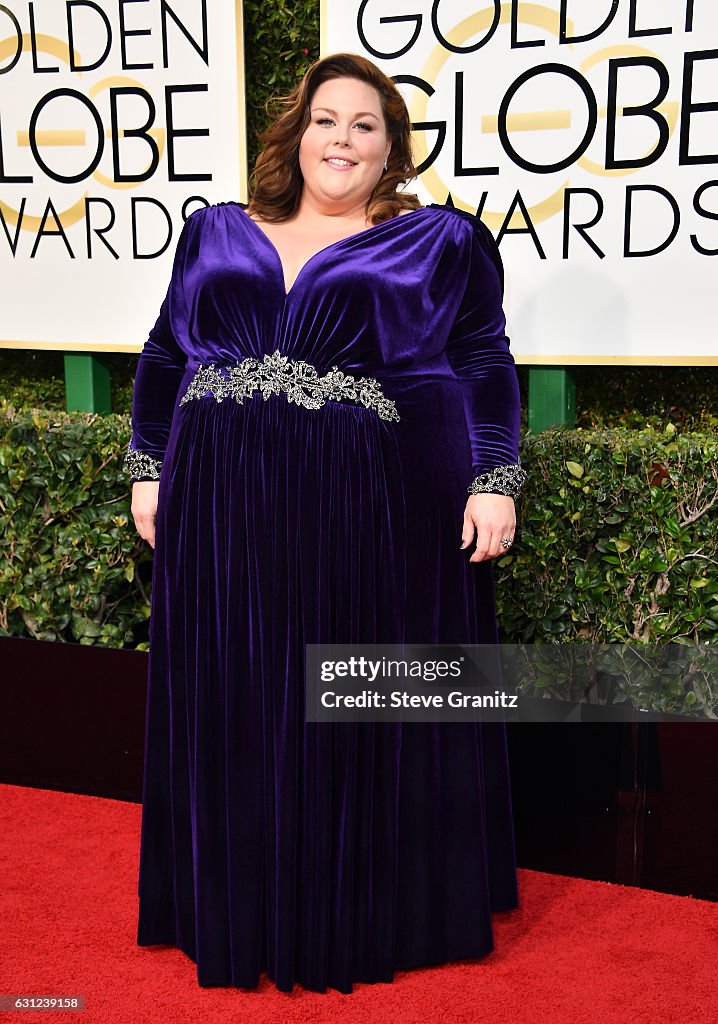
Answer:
(136, 374, 519, 993)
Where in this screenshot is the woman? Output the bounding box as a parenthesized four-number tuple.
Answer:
(126, 52, 526, 994)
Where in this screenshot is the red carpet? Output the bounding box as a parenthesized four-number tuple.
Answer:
(1, 783, 716, 1023)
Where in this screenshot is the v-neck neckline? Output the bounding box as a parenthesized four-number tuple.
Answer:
(237, 202, 433, 298)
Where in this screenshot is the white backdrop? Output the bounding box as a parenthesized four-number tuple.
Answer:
(322, 0, 718, 364)
(0, 0, 246, 352)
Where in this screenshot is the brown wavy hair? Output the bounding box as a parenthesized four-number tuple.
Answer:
(247, 53, 422, 225)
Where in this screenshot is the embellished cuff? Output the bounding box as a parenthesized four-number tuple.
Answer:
(467, 461, 527, 499)
(123, 442, 163, 481)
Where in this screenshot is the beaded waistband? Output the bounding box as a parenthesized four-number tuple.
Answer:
(179, 350, 400, 422)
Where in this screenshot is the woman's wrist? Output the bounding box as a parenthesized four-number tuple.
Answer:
(124, 442, 163, 482)
(467, 461, 527, 499)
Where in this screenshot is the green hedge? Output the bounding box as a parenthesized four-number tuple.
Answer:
(496, 425, 718, 649)
(1, 404, 715, 660)
(0, 406, 151, 649)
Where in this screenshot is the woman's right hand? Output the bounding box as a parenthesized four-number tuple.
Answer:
(131, 480, 160, 549)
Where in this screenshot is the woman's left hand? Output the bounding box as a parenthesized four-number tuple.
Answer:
(460, 493, 516, 563)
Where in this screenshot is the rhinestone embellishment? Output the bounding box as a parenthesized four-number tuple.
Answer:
(123, 443, 163, 480)
(467, 462, 527, 499)
(179, 350, 400, 422)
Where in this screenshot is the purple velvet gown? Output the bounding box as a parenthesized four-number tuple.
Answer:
(127, 200, 522, 994)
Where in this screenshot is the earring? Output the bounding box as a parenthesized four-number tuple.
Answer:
(383, 158, 388, 172)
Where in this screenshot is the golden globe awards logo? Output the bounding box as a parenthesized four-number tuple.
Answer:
(356, 0, 717, 260)
(0, 1, 215, 258)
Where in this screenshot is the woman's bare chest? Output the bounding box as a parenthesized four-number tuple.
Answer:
(249, 219, 368, 292)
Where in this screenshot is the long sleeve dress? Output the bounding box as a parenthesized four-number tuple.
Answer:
(126, 200, 526, 994)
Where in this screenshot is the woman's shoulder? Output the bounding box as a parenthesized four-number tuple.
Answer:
(424, 202, 496, 244)
(182, 199, 243, 222)
(171, 201, 242, 256)
(425, 203, 504, 285)
(184, 200, 244, 220)
(176, 200, 245, 237)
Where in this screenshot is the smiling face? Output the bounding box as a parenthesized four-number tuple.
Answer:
(297, 76, 392, 215)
